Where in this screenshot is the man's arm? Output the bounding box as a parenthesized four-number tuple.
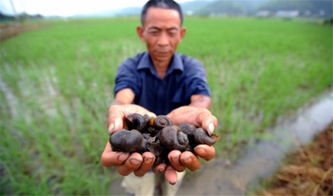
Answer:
(190, 94, 211, 109)
(112, 88, 135, 105)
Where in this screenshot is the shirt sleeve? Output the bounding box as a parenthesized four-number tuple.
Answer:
(184, 58, 211, 99)
(114, 61, 139, 96)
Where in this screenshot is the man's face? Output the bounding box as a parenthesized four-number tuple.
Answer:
(137, 7, 186, 64)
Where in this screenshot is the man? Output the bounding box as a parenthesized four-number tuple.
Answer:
(101, 0, 218, 195)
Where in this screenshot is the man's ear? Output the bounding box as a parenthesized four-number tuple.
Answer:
(136, 26, 144, 41)
(180, 27, 187, 40)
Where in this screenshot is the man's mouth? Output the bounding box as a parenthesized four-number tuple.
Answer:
(156, 51, 169, 55)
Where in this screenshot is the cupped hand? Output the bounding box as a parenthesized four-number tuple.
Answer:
(101, 141, 156, 177)
(101, 104, 156, 177)
(164, 106, 218, 178)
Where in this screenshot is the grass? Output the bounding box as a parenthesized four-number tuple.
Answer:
(0, 17, 332, 195)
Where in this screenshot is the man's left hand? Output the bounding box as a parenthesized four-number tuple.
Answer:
(155, 106, 218, 184)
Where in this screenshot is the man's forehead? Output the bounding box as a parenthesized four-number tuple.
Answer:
(144, 7, 181, 26)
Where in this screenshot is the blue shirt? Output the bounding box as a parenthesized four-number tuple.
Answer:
(114, 52, 211, 115)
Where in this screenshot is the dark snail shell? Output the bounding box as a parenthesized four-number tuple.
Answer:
(125, 113, 148, 132)
(153, 115, 173, 129)
(109, 129, 146, 152)
(179, 123, 218, 146)
(179, 123, 197, 135)
(193, 128, 217, 146)
(160, 126, 190, 151)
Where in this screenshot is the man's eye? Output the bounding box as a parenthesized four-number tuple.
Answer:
(168, 31, 177, 37)
(149, 31, 159, 35)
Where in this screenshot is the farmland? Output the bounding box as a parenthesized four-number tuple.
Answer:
(0, 17, 332, 194)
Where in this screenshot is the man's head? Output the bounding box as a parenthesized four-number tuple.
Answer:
(137, 0, 186, 65)
(141, 0, 184, 26)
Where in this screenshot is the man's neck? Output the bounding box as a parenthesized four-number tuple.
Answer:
(152, 60, 170, 79)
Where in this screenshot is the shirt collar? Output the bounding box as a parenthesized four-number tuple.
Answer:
(137, 52, 184, 76)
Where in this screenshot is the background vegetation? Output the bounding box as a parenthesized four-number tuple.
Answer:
(0, 17, 332, 194)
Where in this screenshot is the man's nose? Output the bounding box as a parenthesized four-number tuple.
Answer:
(157, 33, 169, 46)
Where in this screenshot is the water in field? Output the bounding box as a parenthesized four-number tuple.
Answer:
(177, 91, 333, 195)
(0, 75, 18, 117)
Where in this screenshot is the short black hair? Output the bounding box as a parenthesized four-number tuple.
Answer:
(141, 0, 184, 25)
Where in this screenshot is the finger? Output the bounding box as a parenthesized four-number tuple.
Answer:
(168, 150, 185, 172)
(108, 105, 124, 133)
(101, 141, 129, 167)
(122, 104, 156, 119)
(180, 151, 201, 171)
(198, 112, 218, 135)
(134, 152, 155, 177)
(146, 112, 156, 118)
(131, 110, 156, 119)
(165, 166, 177, 185)
(194, 144, 216, 161)
(108, 117, 123, 133)
(154, 163, 167, 173)
(118, 152, 143, 176)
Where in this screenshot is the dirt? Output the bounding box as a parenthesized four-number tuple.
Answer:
(0, 22, 41, 41)
(257, 124, 333, 196)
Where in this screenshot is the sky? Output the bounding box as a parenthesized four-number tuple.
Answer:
(0, 0, 193, 16)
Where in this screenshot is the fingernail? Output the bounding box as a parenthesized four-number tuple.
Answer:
(145, 157, 153, 163)
(108, 124, 115, 133)
(171, 155, 178, 162)
(129, 158, 140, 166)
(184, 156, 192, 164)
(157, 167, 165, 173)
(195, 147, 206, 155)
(207, 123, 214, 136)
(114, 118, 122, 130)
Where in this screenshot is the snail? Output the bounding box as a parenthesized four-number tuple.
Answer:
(153, 115, 173, 129)
(125, 113, 150, 132)
(145, 115, 173, 135)
(109, 129, 146, 152)
(179, 123, 219, 147)
(159, 126, 190, 151)
(109, 113, 219, 164)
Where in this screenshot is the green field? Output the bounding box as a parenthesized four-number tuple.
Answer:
(0, 17, 332, 195)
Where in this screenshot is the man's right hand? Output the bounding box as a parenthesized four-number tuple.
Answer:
(101, 104, 156, 177)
